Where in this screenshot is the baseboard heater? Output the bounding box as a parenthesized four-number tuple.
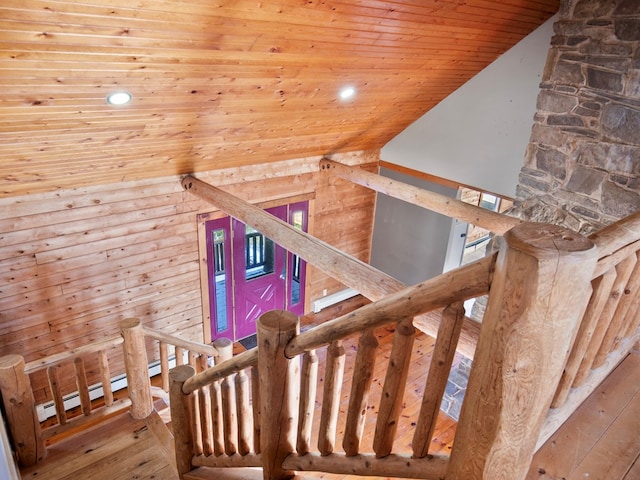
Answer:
(36, 355, 181, 422)
(311, 288, 359, 313)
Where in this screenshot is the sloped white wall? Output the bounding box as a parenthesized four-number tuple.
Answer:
(381, 15, 556, 198)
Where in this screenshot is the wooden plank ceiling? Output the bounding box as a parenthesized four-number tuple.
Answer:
(0, 0, 559, 198)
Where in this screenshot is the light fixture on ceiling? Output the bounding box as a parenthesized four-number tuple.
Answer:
(106, 91, 132, 105)
(339, 86, 356, 100)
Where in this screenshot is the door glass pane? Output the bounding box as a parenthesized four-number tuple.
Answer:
(290, 210, 305, 306)
(245, 225, 275, 280)
(212, 228, 228, 333)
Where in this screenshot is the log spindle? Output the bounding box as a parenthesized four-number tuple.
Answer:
(446, 223, 598, 480)
(47, 364, 66, 426)
(251, 365, 261, 454)
(159, 342, 170, 392)
(236, 368, 253, 455)
(413, 301, 465, 458)
(318, 340, 346, 456)
(197, 354, 214, 456)
(297, 349, 319, 455)
(98, 349, 114, 407)
(373, 317, 415, 458)
(74, 357, 92, 416)
(343, 329, 378, 456)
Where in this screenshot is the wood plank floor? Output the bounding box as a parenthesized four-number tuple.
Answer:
(21, 407, 178, 480)
(527, 351, 640, 480)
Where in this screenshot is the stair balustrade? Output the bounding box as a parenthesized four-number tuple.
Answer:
(3, 213, 640, 480)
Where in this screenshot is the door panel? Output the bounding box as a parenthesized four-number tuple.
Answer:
(232, 205, 287, 340)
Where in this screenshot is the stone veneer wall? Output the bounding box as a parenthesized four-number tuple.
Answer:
(514, 0, 640, 234)
(442, 0, 639, 421)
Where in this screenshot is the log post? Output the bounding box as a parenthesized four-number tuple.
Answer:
(0, 355, 46, 467)
(170, 365, 196, 478)
(257, 310, 300, 480)
(446, 223, 598, 480)
(120, 318, 153, 419)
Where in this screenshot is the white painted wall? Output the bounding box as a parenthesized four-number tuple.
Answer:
(381, 15, 556, 198)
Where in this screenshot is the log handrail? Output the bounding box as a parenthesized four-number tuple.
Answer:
(24, 335, 123, 374)
(320, 158, 523, 235)
(285, 253, 495, 357)
(142, 326, 218, 359)
(183, 349, 258, 394)
(590, 210, 640, 259)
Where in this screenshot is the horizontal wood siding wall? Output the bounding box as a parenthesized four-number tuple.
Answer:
(0, 151, 378, 404)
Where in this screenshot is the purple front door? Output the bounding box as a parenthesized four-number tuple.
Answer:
(232, 205, 287, 340)
(205, 202, 308, 342)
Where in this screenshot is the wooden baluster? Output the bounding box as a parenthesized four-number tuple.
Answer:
(318, 340, 346, 456)
(159, 342, 170, 392)
(120, 318, 153, 419)
(216, 338, 237, 455)
(251, 365, 261, 454)
(343, 330, 378, 456)
(236, 368, 253, 455)
(175, 346, 185, 366)
(47, 365, 67, 426)
(623, 299, 640, 340)
(574, 255, 636, 386)
(209, 339, 228, 456)
(373, 317, 415, 458)
(552, 271, 616, 407)
(0, 355, 46, 467)
(189, 350, 198, 369)
(412, 302, 465, 458)
(170, 365, 196, 478)
(210, 375, 225, 456)
(97, 349, 113, 407)
(74, 357, 92, 416)
(257, 310, 300, 480)
(197, 354, 214, 456)
(594, 252, 640, 366)
(297, 349, 319, 455)
(447, 223, 597, 480)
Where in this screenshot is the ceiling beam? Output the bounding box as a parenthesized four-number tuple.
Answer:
(320, 158, 523, 235)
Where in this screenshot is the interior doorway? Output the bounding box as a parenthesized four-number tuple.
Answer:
(203, 201, 308, 342)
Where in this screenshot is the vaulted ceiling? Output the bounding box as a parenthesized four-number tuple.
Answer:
(0, 0, 558, 198)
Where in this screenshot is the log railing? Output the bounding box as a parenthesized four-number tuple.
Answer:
(169, 221, 610, 480)
(0, 318, 221, 468)
(537, 210, 640, 447)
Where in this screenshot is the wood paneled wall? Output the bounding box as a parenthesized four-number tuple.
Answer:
(0, 151, 378, 403)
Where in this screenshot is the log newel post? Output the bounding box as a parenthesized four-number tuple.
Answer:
(257, 310, 300, 480)
(0, 354, 46, 467)
(170, 365, 196, 478)
(446, 223, 598, 480)
(120, 318, 153, 419)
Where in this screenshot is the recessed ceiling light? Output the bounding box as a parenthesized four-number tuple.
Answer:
(339, 86, 356, 100)
(106, 91, 132, 105)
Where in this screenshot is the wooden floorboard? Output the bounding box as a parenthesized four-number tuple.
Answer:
(21, 409, 179, 480)
(527, 351, 640, 480)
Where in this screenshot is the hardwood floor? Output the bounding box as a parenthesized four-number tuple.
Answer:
(527, 351, 640, 480)
(20, 407, 178, 480)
